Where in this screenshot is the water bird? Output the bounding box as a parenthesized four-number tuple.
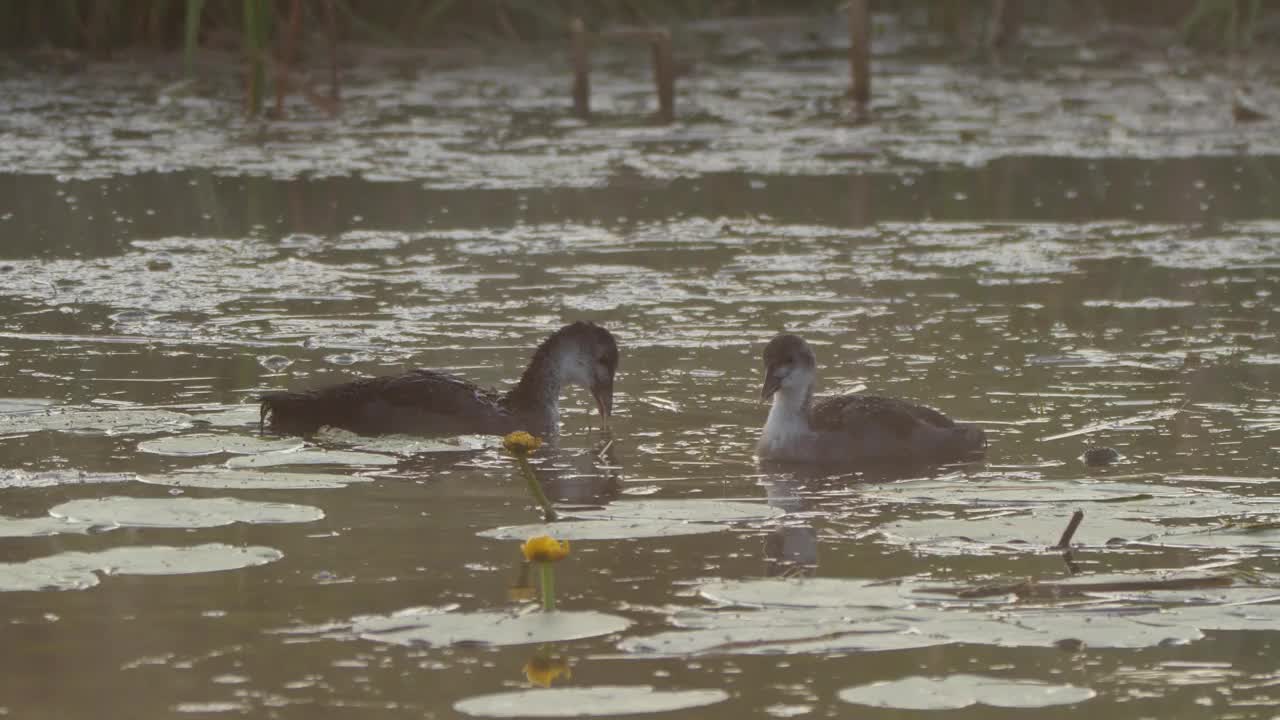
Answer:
(260, 322, 618, 438)
(756, 334, 986, 465)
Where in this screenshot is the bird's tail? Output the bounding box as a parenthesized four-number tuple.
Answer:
(259, 391, 326, 435)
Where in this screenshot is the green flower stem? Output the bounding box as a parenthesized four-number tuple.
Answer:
(516, 455, 557, 522)
(539, 562, 556, 612)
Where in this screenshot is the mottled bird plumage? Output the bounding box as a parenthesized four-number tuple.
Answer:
(259, 322, 618, 438)
(757, 333, 985, 465)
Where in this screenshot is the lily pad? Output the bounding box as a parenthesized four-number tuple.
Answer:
(137, 434, 303, 457)
(478, 519, 727, 541)
(454, 686, 729, 718)
(49, 497, 324, 528)
(0, 398, 54, 414)
(619, 610, 944, 656)
(567, 500, 783, 523)
(0, 470, 134, 489)
(318, 428, 498, 455)
(0, 543, 282, 592)
(354, 607, 631, 647)
(879, 510, 1161, 552)
(838, 675, 1095, 710)
(1172, 601, 1280, 632)
(138, 469, 372, 490)
(0, 409, 193, 436)
(698, 578, 912, 609)
(225, 449, 397, 468)
(0, 515, 93, 538)
(862, 478, 1195, 506)
(192, 406, 262, 428)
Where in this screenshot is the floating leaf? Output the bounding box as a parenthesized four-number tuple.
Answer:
(0, 515, 92, 538)
(862, 478, 1194, 507)
(354, 608, 631, 647)
(0, 409, 193, 436)
(879, 510, 1160, 552)
(0, 398, 54, 415)
(1172, 601, 1280, 632)
(479, 519, 727, 541)
(838, 675, 1095, 710)
(318, 428, 498, 455)
(138, 468, 371, 490)
(0, 543, 282, 592)
(137, 434, 303, 457)
(0, 470, 133, 489)
(454, 686, 729, 718)
(567, 500, 783, 524)
(619, 610, 943, 656)
(698, 578, 912, 609)
(226, 449, 397, 468)
(49, 497, 323, 528)
(192, 406, 262, 427)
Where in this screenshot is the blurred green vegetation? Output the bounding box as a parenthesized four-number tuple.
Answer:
(0, 0, 1271, 53)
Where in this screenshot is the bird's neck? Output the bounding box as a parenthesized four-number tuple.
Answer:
(503, 340, 568, 430)
(761, 384, 815, 445)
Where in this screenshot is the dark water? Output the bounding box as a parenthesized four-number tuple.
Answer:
(3, 23, 1280, 720)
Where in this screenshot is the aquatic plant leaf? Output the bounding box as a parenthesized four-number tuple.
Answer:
(138, 469, 372, 490)
(0, 409, 193, 436)
(0, 470, 134, 489)
(49, 496, 324, 528)
(354, 608, 631, 647)
(454, 686, 729, 718)
(1172, 601, 1280, 632)
(619, 615, 944, 656)
(478, 519, 726, 541)
(862, 478, 1195, 506)
(879, 511, 1160, 552)
(566, 499, 783, 523)
(225, 449, 397, 468)
(0, 515, 93, 538)
(319, 428, 498, 455)
(925, 610, 1204, 649)
(0, 543, 282, 592)
(0, 398, 54, 415)
(837, 674, 1095, 710)
(192, 406, 262, 428)
(698, 578, 913, 609)
(137, 433, 303, 456)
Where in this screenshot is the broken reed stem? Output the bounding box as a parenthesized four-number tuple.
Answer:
(183, 0, 205, 79)
(987, 0, 1023, 51)
(273, 0, 303, 117)
(848, 0, 870, 107)
(570, 17, 590, 119)
(650, 29, 674, 124)
(324, 0, 340, 105)
(1053, 509, 1085, 549)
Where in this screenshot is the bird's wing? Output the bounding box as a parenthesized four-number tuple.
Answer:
(810, 393, 955, 439)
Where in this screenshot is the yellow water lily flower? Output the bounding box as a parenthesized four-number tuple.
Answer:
(521, 535, 570, 563)
(523, 655, 571, 687)
(503, 431, 543, 456)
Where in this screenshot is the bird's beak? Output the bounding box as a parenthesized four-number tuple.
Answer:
(760, 366, 782, 401)
(591, 378, 613, 429)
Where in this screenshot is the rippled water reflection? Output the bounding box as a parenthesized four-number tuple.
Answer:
(3, 24, 1280, 718)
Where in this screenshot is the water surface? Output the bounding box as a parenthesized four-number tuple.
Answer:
(2, 20, 1279, 719)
